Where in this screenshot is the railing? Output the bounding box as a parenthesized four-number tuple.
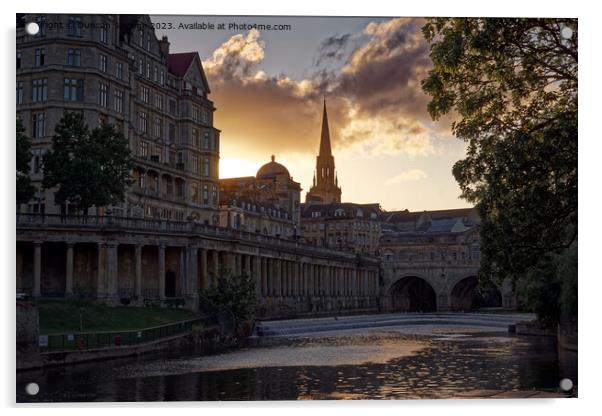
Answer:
(16, 213, 377, 262)
(39, 317, 204, 353)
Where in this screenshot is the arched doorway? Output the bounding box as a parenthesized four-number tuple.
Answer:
(450, 276, 502, 311)
(389, 276, 437, 312)
(165, 270, 176, 297)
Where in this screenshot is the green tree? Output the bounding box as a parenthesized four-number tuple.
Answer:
(200, 268, 257, 325)
(421, 18, 577, 326)
(43, 113, 133, 215)
(16, 118, 35, 205)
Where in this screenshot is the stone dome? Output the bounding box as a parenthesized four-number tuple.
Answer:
(256, 155, 290, 180)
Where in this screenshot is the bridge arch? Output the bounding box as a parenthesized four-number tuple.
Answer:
(388, 275, 437, 312)
(450, 275, 502, 311)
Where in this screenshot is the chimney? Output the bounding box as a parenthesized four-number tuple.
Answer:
(158, 36, 170, 57)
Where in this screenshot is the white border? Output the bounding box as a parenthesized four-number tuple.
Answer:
(1, 1, 598, 415)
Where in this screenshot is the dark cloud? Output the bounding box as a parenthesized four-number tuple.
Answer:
(314, 33, 352, 66)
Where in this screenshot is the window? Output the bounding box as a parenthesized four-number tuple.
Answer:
(139, 111, 147, 132)
(98, 83, 108, 107)
(36, 16, 47, 37)
(168, 123, 175, 143)
(146, 33, 151, 51)
(68, 16, 82, 37)
(154, 66, 158, 82)
(160, 70, 164, 85)
(191, 155, 199, 174)
(32, 112, 45, 138)
(16, 81, 23, 105)
(34, 48, 45, 66)
(192, 128, 199, 147)
(141, 87, 149, 103)
(16, 52, 21, 69)
(138, 58, 143, 75)
(114, 90, 123, 113)
(64, 79, 83, 101)
(155, 93, 163, 110)
(32, 79, 47, 102)
(139, 29, 143, 46)
(212, 185, 217, 205)
(203, 158, 210, 177)
(67, 49, 81, 66)
(202, 184, 209, 205)
(168, 99, 176, 115)
(154, 117, 162, 138)
(146, 62, 150, 78)
(100, 25, 108, 44)
(192, 105, 200, 122)
(154, 145, 162, 163)
(191, 184, 199, 203)
(33, 153, 41, 174)
(116, 62, 123, 80)
(471, 243, 481, 260)
(140, 141, 148, 157)
(202, 131, 210, 149)
(99, 54, 107, 72)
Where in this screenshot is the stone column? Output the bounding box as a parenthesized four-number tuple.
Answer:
(180, 247, 187, 297)
(275, 259, 282, 297)
(187, 246, 198, 295)
(33, 242, 42, 298)
(253, 255, 261, 298)
(65, 243, 74, 297)
(158, 244, 166, 300)
(97, 243, 106, 300)
(266, 258, 276, 296)
(135, 245, 142, 300)
(106, 243, 118, 303)
(244, 254, 251, 276)
(199, 248, 208, 289)
(212, 250, 219, 283)
(228, 252, 236, 274)
(284, 261, 290, 296)
(260, 257, 268, 297)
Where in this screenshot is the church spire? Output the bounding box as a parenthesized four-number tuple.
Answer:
(319, 99, 332, 158)
(306, 98, 342, 204)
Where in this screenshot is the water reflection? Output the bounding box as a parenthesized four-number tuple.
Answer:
(17, 332, 576, 402)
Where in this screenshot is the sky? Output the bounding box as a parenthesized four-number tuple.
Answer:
(153, 15, 471, 212)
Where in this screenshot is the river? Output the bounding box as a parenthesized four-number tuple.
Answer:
(16, 313, 577, 402)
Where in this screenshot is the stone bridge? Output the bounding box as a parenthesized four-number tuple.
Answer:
(380, 262, 515, 312)
(16, 214, 380, 318)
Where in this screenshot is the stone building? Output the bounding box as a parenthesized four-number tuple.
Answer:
(305, 100, 342, 204)
(219, 156, 302, 239)
(379, 207, 515, 311)
(300, 202, 382, 255)
(16, 14, 220, 224)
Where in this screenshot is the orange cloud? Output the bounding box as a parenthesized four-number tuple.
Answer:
(203, 18, 446, 159)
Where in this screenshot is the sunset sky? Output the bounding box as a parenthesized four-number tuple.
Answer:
(154, 15, 471, 212)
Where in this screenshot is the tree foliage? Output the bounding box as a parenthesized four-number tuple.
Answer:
(43, 113, 133, 214)
(16, 118, 35, 205)
(421, 18, 577, 324)
(200, 268, 257, 324)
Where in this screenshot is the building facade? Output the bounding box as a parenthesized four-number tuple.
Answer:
(219, 156, 302, 239)
(16, 14, 220, 224)
(300, 202, 382, 255)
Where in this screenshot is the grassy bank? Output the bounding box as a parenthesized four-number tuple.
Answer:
(36, 300, 198, 334)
